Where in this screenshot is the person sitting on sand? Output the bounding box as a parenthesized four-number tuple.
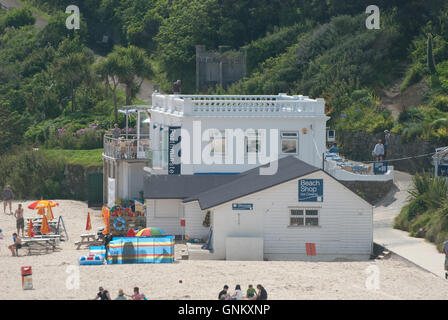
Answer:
(92, 286, 111, 300)
(127, 287, 146, 300)
(8, 233, 22, 256)
(218, 285, 230, 300)
(230, 284, 243, 300)
(256, 284, 268, 300)
(115, 289, 127, 300)
(14, 204, 25, 238)
(246, 284, 257, 299)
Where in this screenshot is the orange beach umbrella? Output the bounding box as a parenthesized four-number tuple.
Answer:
(86, 212, 92, 231)
(28, 200, 59, 210)
(27, 220, 36, 237)
(40, 215, 50, 234)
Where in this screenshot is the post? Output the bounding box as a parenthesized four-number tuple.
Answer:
(125, 111, 128, 140)
(322, 153, 325, 171)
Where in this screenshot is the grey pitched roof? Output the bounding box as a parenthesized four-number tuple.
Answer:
(182, 156, 320, 210)
(144, 156, 320, 208)
(144, 174, 239, 199)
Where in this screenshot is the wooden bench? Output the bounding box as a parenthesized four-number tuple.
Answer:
(21, 237, 61, 255)
(75, 233, 102, 249)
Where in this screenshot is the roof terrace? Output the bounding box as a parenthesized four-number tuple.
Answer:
(151, 93, 326, 117)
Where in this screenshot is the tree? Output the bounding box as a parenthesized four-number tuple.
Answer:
(113, 46, 153, 105)
(96, 45, 152, 122)
(95, 53, 124, 122)
(52, 49, 94, 112)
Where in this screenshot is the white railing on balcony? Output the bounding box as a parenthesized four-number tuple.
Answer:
(103, 134, 150, 160)
(151, 93, 326, 117)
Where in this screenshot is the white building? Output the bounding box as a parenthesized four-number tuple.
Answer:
(103, 93, 373, 261)
(147, 93, 328, 175)
(144, 156, 373, 261)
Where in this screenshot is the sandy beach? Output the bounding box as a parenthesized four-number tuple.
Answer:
(1, 200, 448, 300)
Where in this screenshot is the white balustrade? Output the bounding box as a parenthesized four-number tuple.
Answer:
(151, 93, 326, 117)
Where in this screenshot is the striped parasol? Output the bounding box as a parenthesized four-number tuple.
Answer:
(28, 200, 59, 210)
(136, 227, 166, 237)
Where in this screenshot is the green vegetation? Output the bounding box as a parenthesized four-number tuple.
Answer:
(394, 172, 448, 252)
(0, 148, 67, 199)
(0, 7, 35, 30)
(41, 148, 103, 166)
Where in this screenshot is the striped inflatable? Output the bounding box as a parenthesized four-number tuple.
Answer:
(89, 246, 106, 258)
(107, 236, 174, 264)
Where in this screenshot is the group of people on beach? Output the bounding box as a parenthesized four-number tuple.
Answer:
(92, 286, 147, 300)
(218, 284, 267, 300)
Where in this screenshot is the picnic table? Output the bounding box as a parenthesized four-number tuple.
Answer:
(75, 233, 103, 249)
(22, 236, 61, 255)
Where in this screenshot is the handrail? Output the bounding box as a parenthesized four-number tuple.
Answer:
(103, 134, 150, 160)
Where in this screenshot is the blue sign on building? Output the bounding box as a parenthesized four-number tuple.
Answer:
(168, 126, 181, 175)
(232, 203, 253, 210)
(299, 179, 323, 202)
(373, 161, 388, 175)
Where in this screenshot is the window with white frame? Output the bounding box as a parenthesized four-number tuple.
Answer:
(289, 208, 319, 227)
(281, 132, 298, 154)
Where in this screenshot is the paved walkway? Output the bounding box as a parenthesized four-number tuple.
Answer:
(373, 171, 446, 278)
(0, 0, 47, 28)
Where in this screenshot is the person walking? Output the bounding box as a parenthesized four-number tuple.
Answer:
(372, 140, 385, 161)
(2, 185, 14, 215)
(14, 204, 25, 238)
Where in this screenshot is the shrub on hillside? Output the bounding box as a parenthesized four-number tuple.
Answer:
(0, 8, 35, 30)
(0, 147, 67, 199)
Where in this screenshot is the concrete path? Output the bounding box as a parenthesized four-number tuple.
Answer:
(0, 0, 47, 28)
(373, 171, 446, 278)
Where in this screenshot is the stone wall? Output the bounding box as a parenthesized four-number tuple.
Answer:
(63, 164, 103, 200)
(337, 131, 439, 174)
(196, 45, 246, 92)
(341, 179, 394, 205)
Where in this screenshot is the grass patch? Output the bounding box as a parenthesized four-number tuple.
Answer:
(42, 148, 103, 167)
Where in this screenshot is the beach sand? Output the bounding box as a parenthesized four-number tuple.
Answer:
(1, 200, 448, 300)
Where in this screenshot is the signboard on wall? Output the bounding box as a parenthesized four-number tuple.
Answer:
(232, 203, 253, 210)
(298, 179, 323, 202)
(168, 126, 181, 175)
(373, 161, 388, 175)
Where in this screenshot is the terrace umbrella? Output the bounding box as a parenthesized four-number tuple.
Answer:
(136, 227, 166, 237)
(28, 200, 59, 210)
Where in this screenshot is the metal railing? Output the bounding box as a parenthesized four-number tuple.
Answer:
(103, 134, 150, 160)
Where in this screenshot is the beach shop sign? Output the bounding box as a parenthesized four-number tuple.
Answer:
(299, 179, 323, 202)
